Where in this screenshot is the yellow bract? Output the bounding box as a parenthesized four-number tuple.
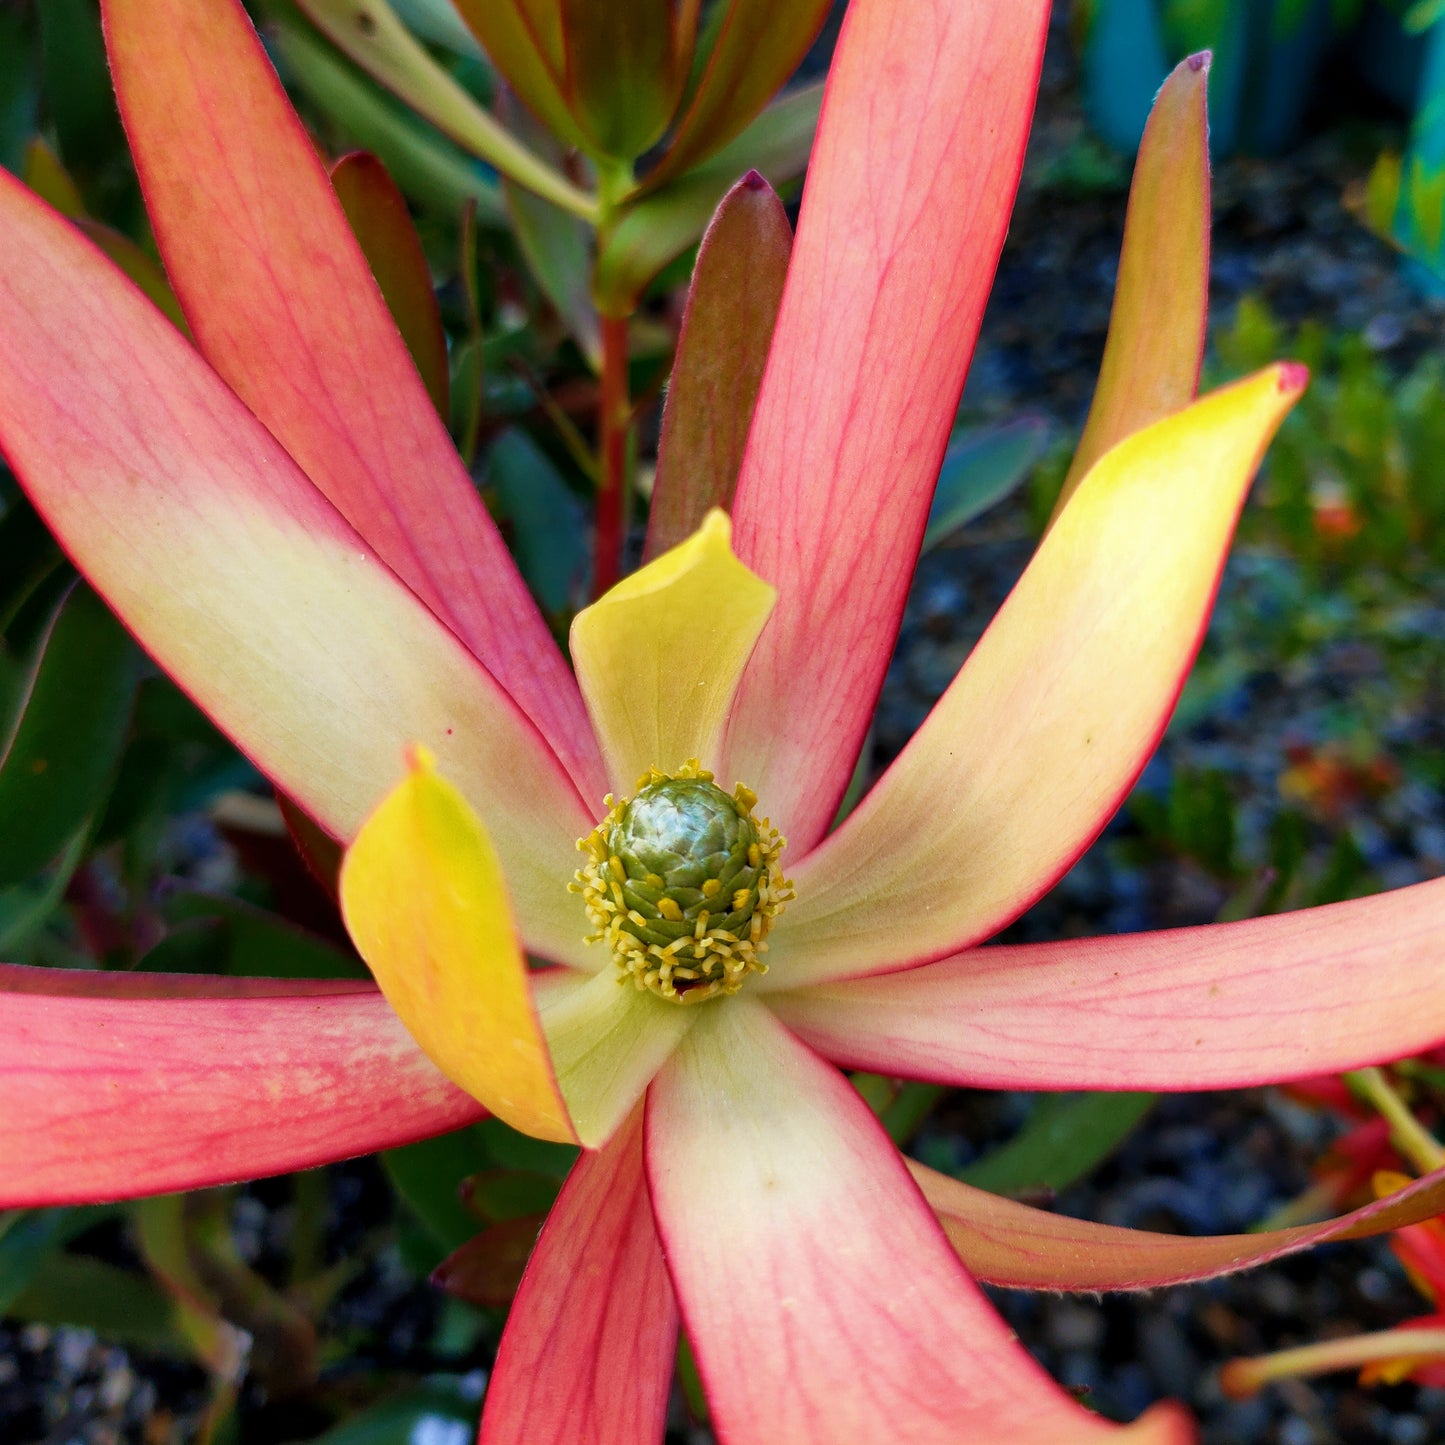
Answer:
(771, 364, 1306, 988)
(339, 748, 576, 1144)
(570, 508, 776, 792)
(1050, 55, 1210, 524)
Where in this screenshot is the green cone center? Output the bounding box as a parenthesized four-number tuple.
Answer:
(572, 762, 792, 1004)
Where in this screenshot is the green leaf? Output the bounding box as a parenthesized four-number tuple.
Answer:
(305, 1380, 481, 1445)
(485, 429, 588, 614)
(449, 333, 485, 468)
(390, 0, 486, 56)
(6, 1252, 192, 1356)
(459, 1168, 560, 1223)
(0, 494, 63, 635)
(448, 0, 590, 154)
(559, 0, 682, 159)
(144, 1192, 316, 1392)
(644, 173, 791, 562)
(922, 416, 1050, 552)
(646, 0, 833, 187)
(0, 1209, 81, 1314)
(0, 829, 86, 956)
(497, 94, 602, 369)
(384, 1127, 498, 1256)
(270, 17, 506, 224)
(332, 151, 450, 419)
(0, 584, 139, 886)
(594, 80, 820, 313)
(141, 888, 365, 980)
(475, 1116, 577, 1178)
(954, 1092, 1157, 1197)
(0, 7, 38, 174)
(294, 0, 595, 218)
(36, 0, 123, 175)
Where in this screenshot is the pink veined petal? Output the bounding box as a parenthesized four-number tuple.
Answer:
(0, 168, 594, 968)
(102, 0, 604, 800)
(478, 1107, 677, 1445)
(722, 0, 1051, 852)
(0, 963, 371, 998)
(645, 998, 1193, 1444)
(0, 975, 481, 1207)
(765, 367, 1304, 989)
(909, 1157, 1445, 1292)
(770, 876, 1445, 1090)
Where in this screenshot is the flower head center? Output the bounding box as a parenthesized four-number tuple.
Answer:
(571, 760, 793, 1004)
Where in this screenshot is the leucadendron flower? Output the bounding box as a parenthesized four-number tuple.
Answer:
(3, 1, 1445, 1442)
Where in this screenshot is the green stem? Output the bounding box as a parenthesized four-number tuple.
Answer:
(591, 159, 634, 598)
(594, 313, 629, 598)
(1347, 1066, 1445, 1175)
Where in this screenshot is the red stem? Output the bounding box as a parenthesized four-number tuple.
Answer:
(594, 314, 629, 598)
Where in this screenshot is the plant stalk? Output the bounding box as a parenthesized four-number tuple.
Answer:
(594, 312, 629, 597)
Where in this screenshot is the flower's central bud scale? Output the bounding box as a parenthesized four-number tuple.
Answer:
(572, 760, 793, 1004)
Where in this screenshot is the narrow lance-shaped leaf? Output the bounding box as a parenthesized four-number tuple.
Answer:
(922, 415, 1051, 551)
(296, 0, 596, 217)
(449, 0, 589, 152)
(644, 172, 792, 563)
(434, 1215, 545, 1309)
(0, 165, 596, 966)
(913, 1156, 1445, 1293)
(4, 1250, 228, 1364)
(24, 136, 187, 331)
(37, 0, 124, 172)
(486, 430, 589, 615)
(332, 151, 450, 421)
(497, 90, 601, 369)
(957, 1091, 1155, 1197)
(645, 0, 833, 188)
(559, 0, 684, 159)
(1050, 52, 1212, 524)
(22, 135, 83, 216)
(271, 18, 506, 223)
(771, 875, 1445, 1091)
(0, 583, 138, 887)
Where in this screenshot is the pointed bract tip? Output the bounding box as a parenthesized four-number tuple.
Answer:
(1277, 360, 1309, 396)
(404, 742, 437, 775)
(1132, 1399, 1199, 1441)
(1186, 50, 1211, 73)
(740, 169, 768, 191)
